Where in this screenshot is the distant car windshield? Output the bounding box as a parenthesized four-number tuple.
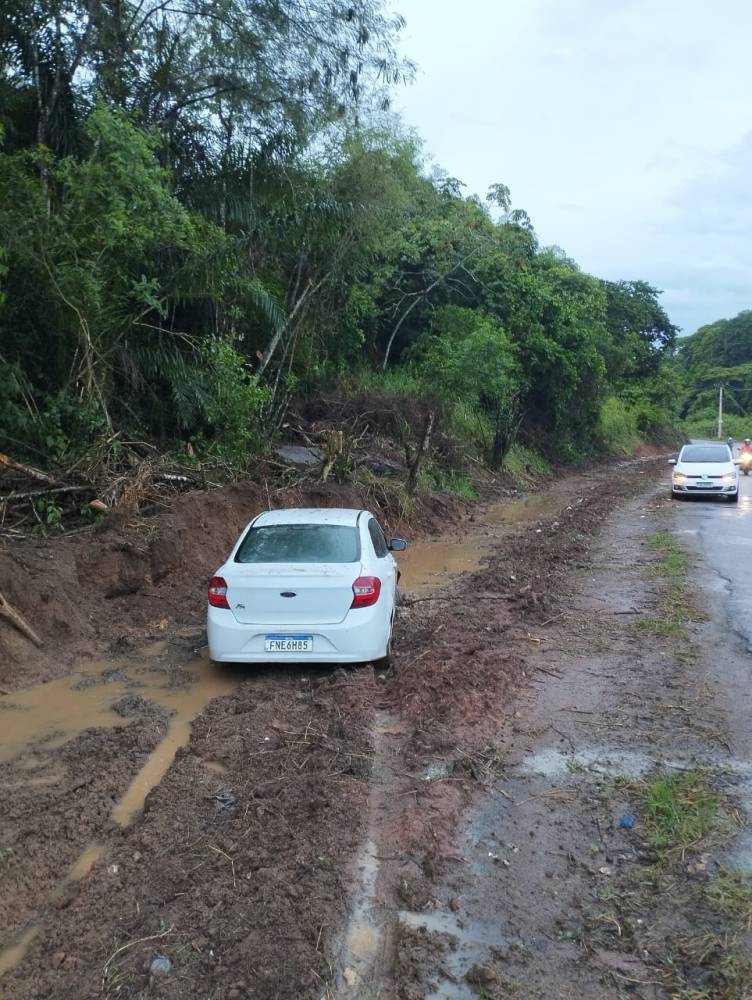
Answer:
(235, 524, 360, 563)
(680, 446, 729, 463)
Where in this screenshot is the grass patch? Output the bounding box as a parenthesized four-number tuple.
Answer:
(707, 870, 752, 930)
(638, 531, 695, 647)
(503, 443, 551, 487)
(648, 531, 692, 578)
(670, 935, 752, 999)
(427, 466, 477, 498)
(565, 757, 585, 774)
(634, 770, 730, 859)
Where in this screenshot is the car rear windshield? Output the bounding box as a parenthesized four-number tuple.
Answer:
(680, 446, 730, 463)
(235, 524, 360, 563)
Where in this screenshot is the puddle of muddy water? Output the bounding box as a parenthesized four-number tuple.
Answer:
(0, 651, 238, 826)
(111, 655, 237, 826)
(522, 746, 656, 780)
(398, 910, 506, 1000)
(66, 843, 105, 883)
(396, 493, 558, 593)
(0, 926, 39, 978)
(0, 651, 238, 978)
(0, 668, 132, 764)
(336, 837, 382, 992)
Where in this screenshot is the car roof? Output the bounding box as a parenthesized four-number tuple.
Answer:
(253, 508, 367, 527)
(681, 442, 729, 451)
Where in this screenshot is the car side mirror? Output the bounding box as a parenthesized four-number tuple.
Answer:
(734, 459, 741, 465)
(389, 538, 407, 552)
(668, 459, 676, 466)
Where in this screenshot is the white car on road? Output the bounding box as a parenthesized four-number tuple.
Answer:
(207, 508, 406, 665)
(670, 442, 739, 502)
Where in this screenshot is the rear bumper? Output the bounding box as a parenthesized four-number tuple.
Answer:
(207, 604, 390, 663)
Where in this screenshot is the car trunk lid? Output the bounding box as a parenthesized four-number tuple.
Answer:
(226, 563, 361, 625)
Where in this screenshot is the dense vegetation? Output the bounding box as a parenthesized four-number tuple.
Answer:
(1, 0, 681, 481)
(679, 310, 752, 440)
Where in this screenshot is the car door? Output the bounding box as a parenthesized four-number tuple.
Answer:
(367, 517, 397, 613)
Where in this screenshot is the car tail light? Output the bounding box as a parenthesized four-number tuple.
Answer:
(351, 576, 381, 609)
(208, 576, 230, 609)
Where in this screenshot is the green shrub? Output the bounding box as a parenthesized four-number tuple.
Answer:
(598, 397, 642, 454)
(503, 443, 551, 485)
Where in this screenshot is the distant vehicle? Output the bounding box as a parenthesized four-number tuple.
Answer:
(670, 443, 739, 502)
(207, 508, 406, 665)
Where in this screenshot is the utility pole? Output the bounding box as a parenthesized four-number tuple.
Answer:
(718, 383, 724, 440)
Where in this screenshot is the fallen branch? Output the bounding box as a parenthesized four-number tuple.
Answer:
(1, 484, 91, 504)
(0, 591, 43, 647)
(537, 611, 566, 627)
(0, 452, 57, 484)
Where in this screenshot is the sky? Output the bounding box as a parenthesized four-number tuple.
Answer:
(392, 0, 752, 335)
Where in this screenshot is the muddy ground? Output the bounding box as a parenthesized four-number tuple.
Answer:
(4, 455, 747, 999)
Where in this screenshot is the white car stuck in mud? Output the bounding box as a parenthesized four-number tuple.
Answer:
(670, 442, 739, 502)
(207, 508, 406, 665)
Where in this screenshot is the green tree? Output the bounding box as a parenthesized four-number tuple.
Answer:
(420, 306, 522, 466)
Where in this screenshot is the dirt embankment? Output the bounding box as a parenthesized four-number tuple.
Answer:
(0, 457, 667, 999)
(0, 474, 473, 692)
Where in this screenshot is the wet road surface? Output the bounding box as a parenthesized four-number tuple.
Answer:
(673, 469, 752, 650)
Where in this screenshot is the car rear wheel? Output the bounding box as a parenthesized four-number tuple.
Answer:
(375, 628, 393, 670)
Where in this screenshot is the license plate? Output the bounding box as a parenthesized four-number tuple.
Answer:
(264, 635, 313, 653)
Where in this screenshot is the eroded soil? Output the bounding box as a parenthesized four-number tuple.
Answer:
(2, 457, 716, 1000)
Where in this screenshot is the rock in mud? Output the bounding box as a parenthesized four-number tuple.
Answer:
(211, 788, 239, 813)
(466, 962, 499, 986)
(150, 955, 172, 979)
(275, 445, 322, 466)
(362, 455, 403, 476)
(111, 694, 158, 718)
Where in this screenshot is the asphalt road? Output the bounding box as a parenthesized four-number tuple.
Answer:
(673, 464, 752, 650)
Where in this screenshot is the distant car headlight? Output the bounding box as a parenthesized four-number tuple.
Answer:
(722, 474, 736, 482)
(673, 472, 686, 482)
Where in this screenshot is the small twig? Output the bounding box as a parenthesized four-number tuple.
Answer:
(538, 612, 566, 627)
(0, 590, 43, 647)
(209, 845, 236, 889)
(102, 925, 174, 986)
(535, 665, 562, 679)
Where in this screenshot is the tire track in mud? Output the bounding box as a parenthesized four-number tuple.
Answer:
(396, 484, 752, 998)
(331, 457, 671, 997)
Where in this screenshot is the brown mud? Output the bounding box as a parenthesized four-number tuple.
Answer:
(390, 488, 752, 998)
(0, 457, 672, 998)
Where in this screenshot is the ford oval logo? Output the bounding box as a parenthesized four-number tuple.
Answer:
(280, 591, 297, 598)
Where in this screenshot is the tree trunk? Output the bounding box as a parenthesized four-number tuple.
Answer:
(407, 409, 434, 495)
